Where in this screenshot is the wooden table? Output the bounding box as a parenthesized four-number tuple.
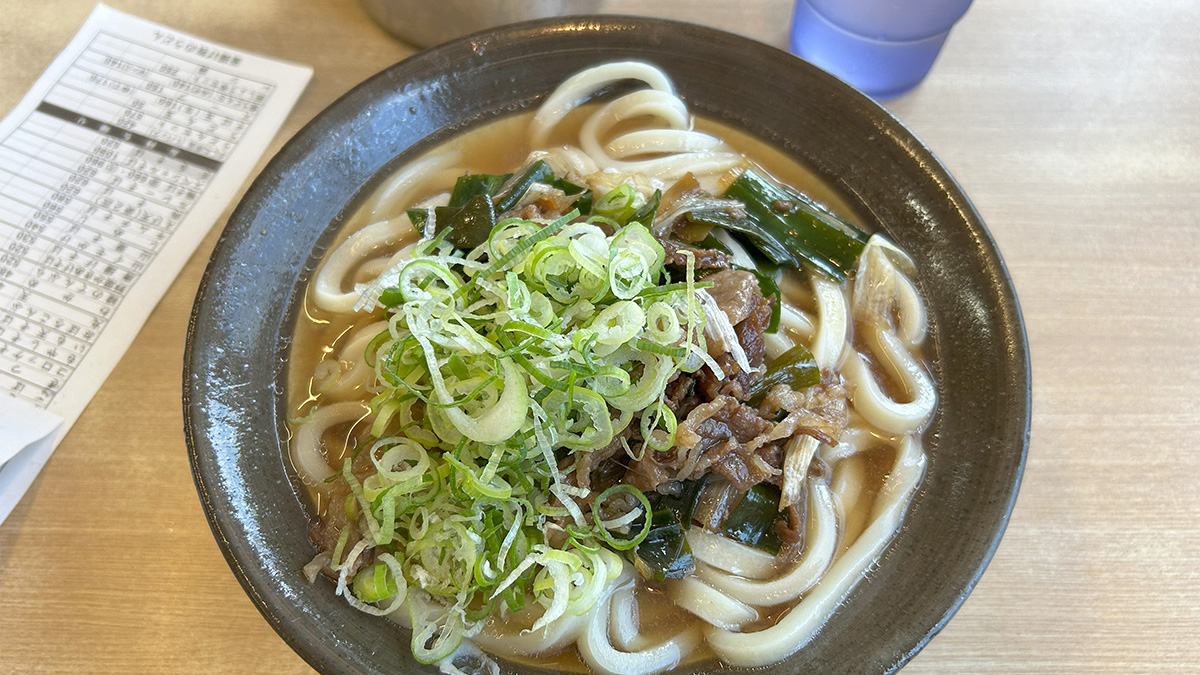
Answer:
(2, 1, 1197, 672)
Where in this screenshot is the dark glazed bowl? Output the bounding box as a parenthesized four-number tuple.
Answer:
(184, 15, 1029, 675)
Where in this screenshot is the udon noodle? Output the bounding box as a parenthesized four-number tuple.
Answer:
(289, 62, 935, 675)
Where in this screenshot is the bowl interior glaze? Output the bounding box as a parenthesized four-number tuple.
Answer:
(184, 16, 1029, 675)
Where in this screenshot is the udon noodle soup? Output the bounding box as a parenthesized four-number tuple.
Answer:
(289, 62, 935, 675)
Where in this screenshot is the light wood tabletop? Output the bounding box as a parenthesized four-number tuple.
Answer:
(1, 0, 1197, 672)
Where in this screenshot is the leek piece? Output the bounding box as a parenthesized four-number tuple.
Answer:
(745, 344, 820, 405)
(639, 402, 677, 453)
(438, 357, 528, 444)
(723, 484, 785, 554)
(718, 169, 868, 280)
(542, 386, 614, 451)
(628, 189, 662, 227)
(551, 176, 593, 215)
(494, 160, 553, 213)
(449, 172, 510, 207)
(632, 510, 695, 581)
(434, 193, 495, 250)
(608, 222, 665, 299)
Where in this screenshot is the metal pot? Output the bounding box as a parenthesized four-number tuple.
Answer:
(359, 0, 602, 47)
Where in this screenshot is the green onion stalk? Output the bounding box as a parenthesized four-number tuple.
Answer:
(329, 177, 711, 663)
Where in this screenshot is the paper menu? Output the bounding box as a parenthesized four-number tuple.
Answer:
(0, 4, 312, 523)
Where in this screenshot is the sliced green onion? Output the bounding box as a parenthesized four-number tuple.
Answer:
(353, 562, 399, 603)
(593, 184, 638, 222)
(541, 386, 614, 451)
(592, 484, 653, 551)
(639, 402, 677, 453)
(608, 223, 665, 300)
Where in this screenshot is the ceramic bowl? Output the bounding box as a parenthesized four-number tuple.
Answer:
(184, 15, 1029, 675)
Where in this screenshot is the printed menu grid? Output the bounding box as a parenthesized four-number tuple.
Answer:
(0, 31, 278, 408)
(0, 3, 311, 522)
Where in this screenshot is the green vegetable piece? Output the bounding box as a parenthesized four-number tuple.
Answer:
(693, 232, 732, 255)
(652, 476, 709, 529)
(378, 286, 405, 308)
(632, 511, 696, 581)
(434, 193, 496, 250)
(723, 483, 785, 554)
(449, 172, 510, 208)
(719, 169, 869, 280)
(593, 484, 653, 551)
(628, 189, 662, 228)
(407, 208, 429, 231)
(747, 266, 782, 334)
(574, 190, 594, 215)
(447, 353, 470, 380)
(352, 562, 398, 603)
(594, 185, 638, 222)
(686, 209, 794, 267)
(551, 177, 593, 215)
(494, 160, 553, 214)
(745, 344, 820, 405)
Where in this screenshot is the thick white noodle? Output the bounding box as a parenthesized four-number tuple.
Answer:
(765, 302, 817, 361)
(843, 325, 936, 434)
(365, 155, 460, 223)
(470, 611, 587, 656)
(819, 426, 873, 464)
(668, 576, 758, 630)
(605, 128, 724, 157)
(893, 272, 926, 346)
(530, 61, 675, 148)
(578, 89, 739, 181)
(697, 480, 837, 607)
(357, 240, 422, 281)
(529, 61, 740, 187)
(311, 153, 461, 313)
(687, 529, 778, 580)
(525, 147, 600, 181)
(764, 331, 795, 362)
(779, 302, 816, 341)
(315, 321, 387, 400)
(810, 275, 848, 370)
(312, 214, 414, 313)
(853, 236, 927, 346)
(291, 400, 370, 483)
(577, 582, 701, 675)
(704, 437, 926, 667)
(831, 456, 867, 549)
(609, 585, 641, 651)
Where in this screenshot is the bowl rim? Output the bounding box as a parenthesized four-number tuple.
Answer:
(184, 14, 1030, 675)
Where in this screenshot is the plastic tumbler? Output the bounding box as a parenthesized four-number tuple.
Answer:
(789, 0, 973, 99)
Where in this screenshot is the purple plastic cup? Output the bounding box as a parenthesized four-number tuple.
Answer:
(790, 0, 973, 99)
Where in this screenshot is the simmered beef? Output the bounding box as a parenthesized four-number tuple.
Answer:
(757, 373, 851, 447)
(705, 270, 762, 327)
(660, 238, 732, 269)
